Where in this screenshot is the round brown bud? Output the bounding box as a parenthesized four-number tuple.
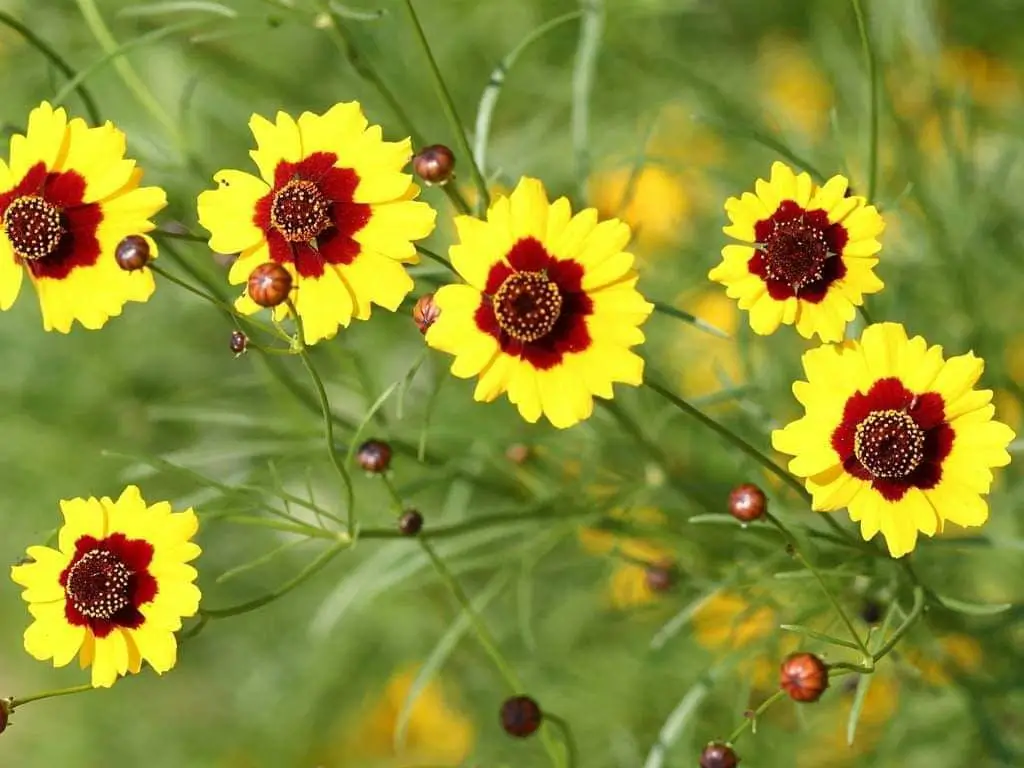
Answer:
(247, 262, 292, 308)
(0, 700, 9, 735)
(413, 293, 441, 334)
(229, 330, 248, 356)
(728, 483, 766, 522)
(500, 695, 542, 738)
(114, 235, 151, 271)
(398, 509, 423, 536)
(780, 652, 829, 703)
(357, 439, 392, 473)
(645, 563, 675, 593)
(700, 742, 739, 768)
(505, 443, 530, 465)
(413, 144, 456, 185)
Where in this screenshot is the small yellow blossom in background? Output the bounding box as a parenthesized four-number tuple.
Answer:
(671, 290, 744, 402)
(692, 591, 790, 688)
(756, 36, 833, 141)
(326, 666, 474, 767)
(939, 47, 1021, 111)
(904, 634, 984, 686)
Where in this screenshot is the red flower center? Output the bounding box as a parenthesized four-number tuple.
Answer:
(65, 550, 132, 620)
(3, 194, 64, 260)
(271, 179, 332, 243)
(760, 217, 830, 291)
(854, 409, 926, 479)
(493, 271, 563, 342)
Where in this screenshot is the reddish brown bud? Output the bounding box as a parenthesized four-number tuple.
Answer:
(645, 563, 675, 593)
(398, 509, 423, 536)
(247, 262, 292, 308)
(500, 695, 542, 738)
(230, 330, 248, 356)
(357, 439, 392, 473)
(728, 483, 766, 522)
(505, 443, 530, 465)
(0, 699, 9, 735)
(700, 742, 739, 768)
(780, 652, 829, 702)
(413, 293, 441, 334)
(114, 235, 151, 271)
(413, 144, 456, 185)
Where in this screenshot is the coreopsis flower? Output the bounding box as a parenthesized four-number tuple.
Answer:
(197, 103, 436, 344)
(709, 161, 884, 342)
(426, 177, 653, 428)
(10, 486, 201, 688)
(773, 322, 1015, 557)
(0, 102, 166, 331)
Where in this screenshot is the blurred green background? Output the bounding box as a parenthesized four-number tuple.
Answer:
(3, 0, 1024, 765)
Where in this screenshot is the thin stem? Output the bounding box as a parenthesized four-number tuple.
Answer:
(871, 586, 925, 662)
(857, 303, 875, 326)
(570, 0, 604, 203)
(545, 713, 579, 768)
(725, 688, 787, 743)
(416, 244, 456, 273)
(401, 0, 490, 213)
(288, 301, 357, 534)
(850, 0, 879, 201)
(216, 514, 343, 541)
(651, 300, 730, 339)
(0, 11, 101, 124)
(9, 684, 94, 709)
(380, 473, 405, 513)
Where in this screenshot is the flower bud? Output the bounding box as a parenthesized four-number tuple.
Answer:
(114, 235, 151, 271)
(357, 439, 392, 473)
(645, 563, 675, 593)
(500, 695, 542, 738)
(399, 509, 423, 536)
(700, 742, 739, 768)
(413, 144, 456, 186)
(247, 262, 292, 308)
(230, 330, 248, 356)
(0, 699, 9, 735)
(728, 483, 766, 522)
(860, 599, 883, 625)
(780, 652, 829, 702)
(413, 293, 441, 334)
(505, 443, 530, 465)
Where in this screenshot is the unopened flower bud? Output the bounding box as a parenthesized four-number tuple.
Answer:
(505, 443, 530, 465)
(230, 330, 248, 356)
(413, 144, 456, 186)
(0, 699, 10, 735)
(780, 652, 829, 702)
(645, 563, 675, 593)
(247, 262, 292, 308)
(700, 742, 739, 768)
(728, 483, 766, 522)
(399, 509, 423, 536)
(500, 695, 542, 738)
(357, 439, 392, 473)
(413, 293, 441, 334)
(115, 235, 151, 271)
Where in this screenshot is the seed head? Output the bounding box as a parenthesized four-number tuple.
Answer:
(114, 235, 151, 271)
(398, 509, 423, 536)
(500, 695, 542, 738)
(780, 652, 829, 702)
(413, 144, 456, 186)
(230, 330, 248, 356)
(247, 262, 293, 308)
(413, 293, 441, 334)
(357, 439, 392, 474)
(728, 483, 766, 522)
(700, 742, 739, 768)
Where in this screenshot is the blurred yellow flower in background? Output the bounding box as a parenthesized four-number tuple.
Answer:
(693, 591, 788, 687)
(757, 37, 833, 141)
(327, 665, 474, 767)
(904, 634, 984, 685)
(939, 47, 1021, 111)
(672, 290, 744, 401)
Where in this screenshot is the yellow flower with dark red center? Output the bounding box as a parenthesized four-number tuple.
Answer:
(197, 103, 436, 344)
(10, 485, 201, 688)
(773, 322, 1015, 557)
(0, 102, 166, 331)
(426, 177, 653, 428)
(709, 161, 885, 342)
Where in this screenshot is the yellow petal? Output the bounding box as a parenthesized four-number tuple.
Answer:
(296, 101, 368, 158)
(130, 621, 178, 674)
(338, 248, 415, 319)
(747, 292, 785, 335)
(11, 101, 68, 179)
(808, 175, 848, 213)
(0, 236, 24, 310)
(353, 198, 436, 262)
(292, 266, 355, 344)
(58, 496, 107, 554)
(473, 352, 516, 402)
(197, 170, 270, 254)
(90, 630, 129, 688)
(249, 111, 302, 184)
(450, 210, 511, 290)
(508, 177, 549, 241)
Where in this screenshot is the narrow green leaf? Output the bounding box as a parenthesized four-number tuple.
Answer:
(650, 588, 720, 650)
(687, 514, 744, 526)
(343, 381, 400, 467)
(328, 1, 385, 20)
(215, 538, 309, 584)
(651, 300, 731, 338)
(779, 624, 862, 651)
(396, 350, 428, 421)
(934, 594, 1013, 616)
(642, 678, 712, 768)
(118, 1, 237, 17)
(846, 672, 874, 746)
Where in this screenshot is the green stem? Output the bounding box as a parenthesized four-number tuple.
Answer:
(850, 0, 879, 201)
(0, 11, 101, 124)
(216, 514, 344, 541)
(651, 300, 731, 339)
(857, 303, 875, 326)
(380, 473, 405, 513)
(288, 301, 357, 535)
(9, 684, 94, 709)
(416, 244, 456, 273)
(725, 688, 787, 743)
(545, 713, 579, 768)
(871, 586, 925, 662)
(570, 0, 604, 202)
(401, 0, 490, 213)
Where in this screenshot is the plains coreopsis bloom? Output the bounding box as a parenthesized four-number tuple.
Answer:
(426, 177, 654, 428)
(0, 102, 166, 331)
(773, 323, 1015, 557)
(11, 486, 201, 688)
(709, 161, 884, 342)
(197, 103, 436, 344)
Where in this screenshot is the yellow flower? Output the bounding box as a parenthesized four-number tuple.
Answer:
(773, 322, 1015, 557)
(673, 291, 744, 400)
(330, 666, 474, 766)
(709, 161, 885, 342)
(579, 507, 672, 610)
(10, 486, 201, 688)
(940, 47, 1021, 111)
(0, 101, 166, 331)
(693, 591, 783, 688)
(426, 177, 654, 428)
(197, 102, 436, 345)
(589, 165, 692, 251)
(578, 505, 666, 555)
(905, 634, 983, 685)
(757, 37, 833, 140)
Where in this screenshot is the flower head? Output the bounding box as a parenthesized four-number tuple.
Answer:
(197, 103, 436, 345)
(709, 161, 884, 342)
(426, 177, 653, 428)
(0, 102, 166, 331)
(10, 486, 201, 688)
(773, 323, 1015, 557)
